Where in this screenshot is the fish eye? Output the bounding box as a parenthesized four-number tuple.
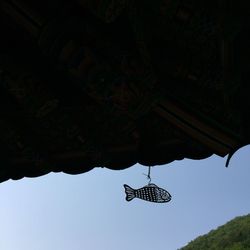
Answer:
(161, 191, 170, 200)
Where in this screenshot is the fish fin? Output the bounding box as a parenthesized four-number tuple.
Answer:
(124, 184, 135, 202)
(147, 183, 158, 187)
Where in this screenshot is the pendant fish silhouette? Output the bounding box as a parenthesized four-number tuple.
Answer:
(124, 183, 171, 203)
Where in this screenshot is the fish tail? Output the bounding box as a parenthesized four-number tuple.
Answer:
(124, 184, 136, 201)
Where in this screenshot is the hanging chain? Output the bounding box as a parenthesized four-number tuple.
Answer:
(143, 166, 151, 184)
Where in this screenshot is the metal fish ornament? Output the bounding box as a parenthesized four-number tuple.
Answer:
(124, 183, 172, 203)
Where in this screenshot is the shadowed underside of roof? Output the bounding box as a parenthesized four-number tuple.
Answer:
(0, 0, 249, 182)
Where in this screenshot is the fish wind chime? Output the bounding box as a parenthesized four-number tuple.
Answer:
(124, 166, 172, 203)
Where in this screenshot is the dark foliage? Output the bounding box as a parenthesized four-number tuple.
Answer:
(180, 214, 250, 250)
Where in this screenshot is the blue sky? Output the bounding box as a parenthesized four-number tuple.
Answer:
(0, 146, 249, 250)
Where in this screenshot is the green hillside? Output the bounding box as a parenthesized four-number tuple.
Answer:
(180, 214, 250, 250)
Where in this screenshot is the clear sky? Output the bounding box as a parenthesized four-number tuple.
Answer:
(0, 145, 250, 250)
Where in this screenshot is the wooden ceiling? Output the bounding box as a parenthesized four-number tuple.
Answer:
(0, 0, 249, 182)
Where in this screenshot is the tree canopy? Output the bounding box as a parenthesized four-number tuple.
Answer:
(180, 214, 250, 250)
